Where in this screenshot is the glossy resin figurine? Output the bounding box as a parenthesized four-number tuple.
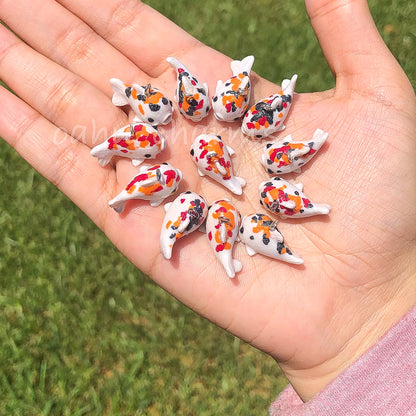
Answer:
(90, 122, 166, 167)
(190, 133, 246, 195)
(109, 163, 182, 212)
(239, 213, 303, 264)
(259, 177, 331, 219)
(206, 200, 242, 278)
(261, 129, 329, 174)
(160, 191, 208, 260)
(212, 55, 254, 122)
(166, 57, 210, 122)
(110, 78, 173, 126)
(241, 74, 297, 140)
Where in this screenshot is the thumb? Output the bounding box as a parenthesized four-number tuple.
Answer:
(306, 0, 405, 91)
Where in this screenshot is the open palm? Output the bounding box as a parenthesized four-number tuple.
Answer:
(1, 0, 415, 400)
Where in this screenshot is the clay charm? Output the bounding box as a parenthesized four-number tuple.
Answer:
(261, 129, 328, 174)
(206, 200, 242, 278)
(241, 74, 297, 140)
(110, 78, 173, 125)
(109, 163, 182, 212)
(166, 57, 210, 122)
(259, 177, 331, 218)
(239, 213, 303, 264)
(190, 133, 246, 195)
(160, 191, 208, 259)
(90, 122, 166, 167)
(212, 55, 254, 122)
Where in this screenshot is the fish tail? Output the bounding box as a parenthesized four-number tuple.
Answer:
(230, 55, 254, 76)
(166, 56, 187, 73)
(312, 128, 329, 147)
(108, 194, 127, 213)
(160, 233, 174, 260)
(110, 78, 129, 106)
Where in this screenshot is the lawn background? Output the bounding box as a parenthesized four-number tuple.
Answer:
(0, 1, 415, 415)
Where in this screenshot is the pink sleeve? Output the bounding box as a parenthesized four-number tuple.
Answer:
(269, 305, 416, 416)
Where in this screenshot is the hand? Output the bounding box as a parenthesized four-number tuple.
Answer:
(1, 0, 415, 401)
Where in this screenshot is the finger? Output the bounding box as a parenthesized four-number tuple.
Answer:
(0, 85, 116, 225)
(56, 0, 231, 80)
(305, 0, 402, 89)
(0, 25, 127, 147)
(0, 0, 146, 93)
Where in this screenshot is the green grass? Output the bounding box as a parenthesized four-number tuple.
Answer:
(0, 1, 415, 415)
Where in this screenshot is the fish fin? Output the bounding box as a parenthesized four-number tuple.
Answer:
(163, 202, 172, 212)
(139, 165, 149, 172)
(230, 55, 254, 76)
(198, 222, 206, 233)
(182, 76, 198, 96)
(236, 177, 246, 187)
(132, 159, 144, 167)
(97, 155, 113, 167)
(140, 176, 158, 187)
(215, 80, 223, 93)
(215, 161, 228, 176)
(177, 217, 190, 234)
(245, 245, 257, 256)
(108, 198, 126, 214)
(280, 200, 297, 210)
(277, 124, 286, 132)
(295, 182, 303, 191)
(293, 168, 302, 174)
(226, 145, 235, 157)
(132, 83, 145, 94)
(203, 83, 209, 95)
(110, 78, 129, 106)
(315, 204, 331, 215)
(288, 145, 310, 161)
(281, 74, 298, 95)
(150, 199, 164, 207)
(270, 95, 283, 110)
(233, 259, 243, 274)
(270, 229, 284, 243)
(197, 169, 205, 177)
(219, 223, 227, 243)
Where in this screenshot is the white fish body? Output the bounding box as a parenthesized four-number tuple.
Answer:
(261, 129, 328, 174)
(166, 57, 210, 122)
(239, 213, 303, 264)
(109, 163, 182, 213)
(160, 192, 208, 259)
(110, 78, 173, 125)
(190, 133, 246, 195)
(259, 177, 331, 219)
(241, 74, 297, 140)
(212, 55, 254, 122)
(90, 122, 166, 167)
(206, 200, 242, 278)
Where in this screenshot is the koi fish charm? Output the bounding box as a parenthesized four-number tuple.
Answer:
(261, 129, 328, 174)
(206, 200, 242, 278)
(190, 134, 246, 195)
(110, 78, 173, 125)
(241, 74, 297, 140)
(212, 55, 254, 122)
(166, 57, 210, 122)
(109, 163, 182, 213)
(160, 191, 208, 259)
(259, 177, 331, 219)
(90, 122, 166, 167)
(239, 213, 303, 264)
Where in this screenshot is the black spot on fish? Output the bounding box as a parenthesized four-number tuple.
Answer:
(263, 235, 270, 245)
(197, 88, 206, 94)
(138, 94, 146, 101)
(256, 135, 263, 139)
(242, 71, 248, 76)
(264, 182, 273, 187)
(149, 104, 160, 112)
(308, 203, 314, 208)
(267, 159, 273, 165)
(162, 162, 168, 165)
(125, 87, 132, 98)
(267, 169, 273, 174)
(148, 118, 154, 123)
(233, 117, 240, 121)
(300, 209, 304, 213)
(144, 154, 151, 158)
(261, 191, 267, 198)
(170, 233, 177, 239)
(225, 82, 231, 87)
(190, 148, 194, 156)
(162, 97, 168, 105)
(213, 96, 218, 102)
(266, 143, 273, 148)
(239, 226, 244, 234)
(294, 191, 299, 195)
(249, 235, 254, 240)
(206, 106, 210, 113)
(259, 199, 264, 206)
(169, 100, 173, 106)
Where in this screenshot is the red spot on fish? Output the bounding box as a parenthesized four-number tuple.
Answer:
(258, 116, 267, 126)
(126, 173, 148, 190)
(178, 68, 184, 73)
(191, 80, 196, 86)
(180, 211, 187, 221)
(180, 198, 185, 203)
(302, 198, 311, 207)
(208, 231, 212, 241)
(246, 122, 255, 130)
(225, 102, 233, 113)
(216, 244, 225, 252)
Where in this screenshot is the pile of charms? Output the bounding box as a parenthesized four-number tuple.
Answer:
(90, 56, 330, 278)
